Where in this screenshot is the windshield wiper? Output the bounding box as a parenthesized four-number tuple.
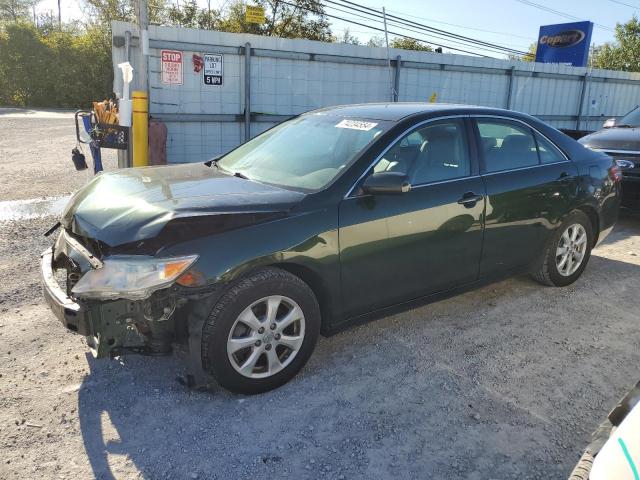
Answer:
(616, 124, 636, 128)
(233, 171, 249, 180)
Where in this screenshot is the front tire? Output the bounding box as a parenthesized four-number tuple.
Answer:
(201, 268, 320, 394)
(532, 210, 594, 287)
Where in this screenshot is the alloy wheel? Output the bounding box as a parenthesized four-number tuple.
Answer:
(556, 223, 588, 277)
(226, 295, 306, 379)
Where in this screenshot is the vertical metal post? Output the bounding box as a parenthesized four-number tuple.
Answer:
(119, 30, 134, 168)
(576, 73, 589, 130)
(393, 55, 401, 102)
(505, 66, 515, 109)
(136, 0, 149, 93)
(382, 7, 394, 102)
(244, 42, 252, 142)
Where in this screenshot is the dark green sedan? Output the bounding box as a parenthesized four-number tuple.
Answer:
(41, 103, 621, 394)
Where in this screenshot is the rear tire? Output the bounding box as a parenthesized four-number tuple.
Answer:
(532, 210, 594, 287)
(201, 268, 320, 395)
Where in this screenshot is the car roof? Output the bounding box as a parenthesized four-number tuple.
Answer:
(308, 102, 516, 122)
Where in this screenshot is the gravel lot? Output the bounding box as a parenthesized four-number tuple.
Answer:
(1, 110, 640, 480)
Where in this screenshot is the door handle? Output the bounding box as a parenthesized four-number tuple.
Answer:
(457, 192, 484, 207)
(556, 172, 571, 184)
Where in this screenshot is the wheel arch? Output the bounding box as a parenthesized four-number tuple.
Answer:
(575, 203, 600, 247)
(269, 262, 334, 332)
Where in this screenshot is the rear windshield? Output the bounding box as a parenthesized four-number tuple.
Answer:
(618, 106, 640, 127)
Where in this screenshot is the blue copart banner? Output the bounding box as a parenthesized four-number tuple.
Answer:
(535, 21, 594, 67)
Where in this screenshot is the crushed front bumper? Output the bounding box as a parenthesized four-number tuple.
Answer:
(40, 247, 91, 335)
(41, 235, 183, 358)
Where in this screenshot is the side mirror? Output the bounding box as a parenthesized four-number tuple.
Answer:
(362, 171, 411, 195)
(603, 118, 617, 128)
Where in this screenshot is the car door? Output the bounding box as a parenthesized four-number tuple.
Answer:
(474, 117, 579, 276)
(338, 118, 486, 318)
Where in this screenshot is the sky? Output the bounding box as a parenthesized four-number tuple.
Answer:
(35, 0, 639, 58)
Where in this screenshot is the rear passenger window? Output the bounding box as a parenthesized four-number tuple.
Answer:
(534, 132, 566, 164)
(477, 120, 538, 173)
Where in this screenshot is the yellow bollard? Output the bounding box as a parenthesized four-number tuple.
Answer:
(132, 90, 149, 167)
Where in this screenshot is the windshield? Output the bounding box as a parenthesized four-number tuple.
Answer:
(618, 106, 640, 126)
(217, 114, 388, 191)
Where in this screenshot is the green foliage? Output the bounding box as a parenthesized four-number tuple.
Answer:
(592, 16, 640, 71)
(0, 0, 334, 108)
(216, 0, 332, 41)
(0, 22, 112, 107)
(336, 28, 360, 45)
(167, 0, 219, 30)
(364, 35, 433, 52)
(0, 0, 36, 23)
(508, 42, 536, 62)
(390, 37, 432, 52)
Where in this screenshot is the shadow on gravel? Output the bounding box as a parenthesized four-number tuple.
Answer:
(74, 257, 640, 480)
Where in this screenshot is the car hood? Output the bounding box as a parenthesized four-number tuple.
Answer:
(579, 127, 640, 151)
(60, 163, 305, 249)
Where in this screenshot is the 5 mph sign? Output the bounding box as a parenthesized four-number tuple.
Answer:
(203, 53, 223, 86)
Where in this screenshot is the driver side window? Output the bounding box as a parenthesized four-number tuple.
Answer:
(373, 120, 471, 185)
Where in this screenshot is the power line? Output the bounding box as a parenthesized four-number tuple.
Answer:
(606, 0, 638, 9)
(384, 8, 537, 43)
(511, 0, 615, 32)
(277, 0, 490, 56)
(324, 0, 529, 56)
(322, 1, 530, 55)
(329, 0, 527, 55)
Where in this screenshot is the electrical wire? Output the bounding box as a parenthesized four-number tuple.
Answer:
(276, 0, 490, 56)
(323, 0, 527, 55)
(511, 0, 615, 32)
(384, 8, 536, 42)
(322, 1, 531, 55)
(326, 0, 529, 56)
(605, 0, 638, 9)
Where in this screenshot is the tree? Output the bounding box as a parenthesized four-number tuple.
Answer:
(390, 37, 432, 52)
(336, 27, 359, 45)
(82, 0, 167, 26)
(366, 35, 384, 47)
(0, 0, 37, 22)
(167, 0, 218, 30)
(216, 0, 332, 41)
(364, 35, 433, 51)
(592, 16, 640, 71)
(509, 42, 536, 62)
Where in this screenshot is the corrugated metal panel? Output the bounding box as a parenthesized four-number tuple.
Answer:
(111, 21, 640, 164)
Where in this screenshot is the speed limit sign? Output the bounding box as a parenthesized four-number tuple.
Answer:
(203, 53, 223, 86)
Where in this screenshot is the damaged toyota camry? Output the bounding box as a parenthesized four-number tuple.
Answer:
(41, 103, 621, 394)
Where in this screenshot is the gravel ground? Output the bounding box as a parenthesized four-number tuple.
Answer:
(1, 111, 640, 480)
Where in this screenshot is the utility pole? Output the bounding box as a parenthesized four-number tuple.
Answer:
(382, 7, 394, 102)
(135, 0, 149, 92)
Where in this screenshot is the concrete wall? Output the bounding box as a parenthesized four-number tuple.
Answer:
(112, 21, 640, 164)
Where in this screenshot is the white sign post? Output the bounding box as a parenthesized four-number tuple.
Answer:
(161, 50, 183, 85)
(203, 53, 223, 86)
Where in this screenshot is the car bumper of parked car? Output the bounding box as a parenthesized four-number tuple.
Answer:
(621, 174, 640, 208)
(40, 247, 91, 336)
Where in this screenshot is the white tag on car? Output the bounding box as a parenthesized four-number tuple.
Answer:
(335, 119, 378, 131)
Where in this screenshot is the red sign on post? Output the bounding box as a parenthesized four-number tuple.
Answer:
(161, 50, 183, 85)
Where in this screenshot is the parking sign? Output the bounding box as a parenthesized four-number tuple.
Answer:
(203, 53, 223, 86)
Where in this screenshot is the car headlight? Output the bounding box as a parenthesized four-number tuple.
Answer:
(71, 255, 198, 300)
(615, 159, 635, 169)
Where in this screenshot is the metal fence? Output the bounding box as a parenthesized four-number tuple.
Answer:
(112, 21, 640, 164)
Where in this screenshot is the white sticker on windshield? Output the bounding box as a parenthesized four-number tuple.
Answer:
(335, 119, 378, 131)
